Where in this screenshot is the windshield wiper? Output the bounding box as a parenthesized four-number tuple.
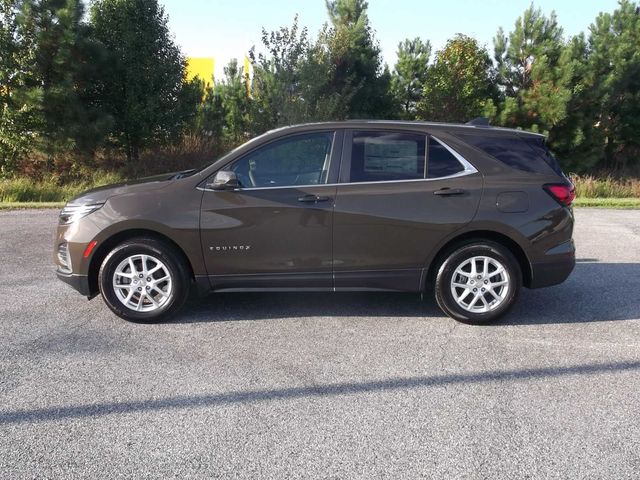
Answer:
(170, 169, 197, 180)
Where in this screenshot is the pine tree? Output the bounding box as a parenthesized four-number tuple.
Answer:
(28, 0, 100, 156)
(1, 0, 107, 173)
(544, 33, 603, 172)
(492, 6, 569, 134)
(90, 0, 196, 162)
(0, 0, 38, 175)
(391, 38, 431, 119)
(585, 0, 640, 172)
(322, 0, 392, 118)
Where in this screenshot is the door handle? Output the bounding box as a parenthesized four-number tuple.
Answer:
(433, 188, 466, 196)
(297, 194, 331, 203)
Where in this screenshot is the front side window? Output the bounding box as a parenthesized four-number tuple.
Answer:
(230, 132, 334, 188)
(349, 131, 426, 183)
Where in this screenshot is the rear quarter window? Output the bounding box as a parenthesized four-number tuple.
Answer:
(428, 138, 465, 178)
(457, 134, 564, 176)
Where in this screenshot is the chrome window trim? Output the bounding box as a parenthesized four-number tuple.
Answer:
(198, 136, 478, 192)
(198, 171, 477, 192)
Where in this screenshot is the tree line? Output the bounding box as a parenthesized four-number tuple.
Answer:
(1, 0, 639, 179)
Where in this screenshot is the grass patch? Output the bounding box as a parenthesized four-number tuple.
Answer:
(0, 201, 65, 210)
(573, 197, 640, 209)
(0, 171, 122, 203)
(570, 174, 640, 198)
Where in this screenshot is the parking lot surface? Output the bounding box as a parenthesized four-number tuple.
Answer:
(1, 208, 639, 479)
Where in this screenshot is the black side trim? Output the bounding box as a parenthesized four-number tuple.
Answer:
(209, 272, 332, 291)
(194, 275, 212, 296)
(334, 269, 422, 292)
(208, 270, 423, 292)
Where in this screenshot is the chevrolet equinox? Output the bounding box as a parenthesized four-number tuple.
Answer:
(55, 120, 576, 324)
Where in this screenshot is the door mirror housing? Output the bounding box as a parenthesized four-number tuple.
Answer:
(209, 170, 239, 190)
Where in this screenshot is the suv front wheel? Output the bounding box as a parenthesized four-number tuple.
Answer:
(98, 237, 190, 323)
(434, 241, 521, 324)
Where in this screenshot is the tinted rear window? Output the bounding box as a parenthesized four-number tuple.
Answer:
(458, 134, 564, 176)
(524, 137, 565, 176)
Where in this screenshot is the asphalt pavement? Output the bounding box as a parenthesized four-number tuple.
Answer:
(0, 208, 639, 479)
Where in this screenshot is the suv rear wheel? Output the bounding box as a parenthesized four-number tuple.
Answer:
(98, 237, 190, 323)
(434, 241, 521, 324)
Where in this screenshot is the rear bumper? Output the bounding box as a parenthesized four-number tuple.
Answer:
(529, 240, 576, 289)
(56, 270, 92, 297)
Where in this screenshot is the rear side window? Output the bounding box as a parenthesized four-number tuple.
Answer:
(428, 138, 465, 178)
(349, 131, 426, 182)
(458, 134, 563, 175)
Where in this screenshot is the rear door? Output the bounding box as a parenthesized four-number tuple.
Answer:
(332, 130, 482, 291)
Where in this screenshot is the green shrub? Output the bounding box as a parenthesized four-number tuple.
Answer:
(0, 171, 124, 203)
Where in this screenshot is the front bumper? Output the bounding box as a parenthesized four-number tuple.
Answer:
(54, 211, 103, 297)
(56, 270, 93, 297)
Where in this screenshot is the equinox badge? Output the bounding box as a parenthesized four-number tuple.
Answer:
(209, 245, 251, 252)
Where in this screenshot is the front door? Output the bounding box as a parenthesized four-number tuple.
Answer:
(200, 131, 341, 290)
(332, 130, 483, 291)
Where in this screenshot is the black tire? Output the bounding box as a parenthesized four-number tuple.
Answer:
(434, 241, 521, 324)
(98, 237, 191, 323)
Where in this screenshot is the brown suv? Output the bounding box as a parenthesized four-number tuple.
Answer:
(54, 120, 576, 324)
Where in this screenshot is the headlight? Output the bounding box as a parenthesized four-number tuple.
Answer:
(59, 203, 104, 225)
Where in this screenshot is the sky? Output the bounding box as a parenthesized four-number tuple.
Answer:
(161, 0, 620, 78)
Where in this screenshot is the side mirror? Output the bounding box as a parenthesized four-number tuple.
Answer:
(209, 170, 239, 190)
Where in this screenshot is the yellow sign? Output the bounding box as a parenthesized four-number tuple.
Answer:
(186, 56, 253, 92)
(186, 58, 215, 87)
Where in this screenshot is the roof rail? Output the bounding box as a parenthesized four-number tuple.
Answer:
(466, 117, 490, 127)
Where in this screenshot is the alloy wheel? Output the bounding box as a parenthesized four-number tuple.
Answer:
(112, 254, 173, 312)
(450, 255, 510, 314)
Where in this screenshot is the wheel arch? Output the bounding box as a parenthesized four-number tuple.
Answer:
(87, 229, 195, 297)
(423, 230, 532, 291)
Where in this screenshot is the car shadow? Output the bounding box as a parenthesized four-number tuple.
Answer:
(505, 260, 639, 325)
(2, 360, 639, 425)
(171, 261, 640, 325)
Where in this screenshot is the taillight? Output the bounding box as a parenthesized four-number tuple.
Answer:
(544, 183, 576, 206)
